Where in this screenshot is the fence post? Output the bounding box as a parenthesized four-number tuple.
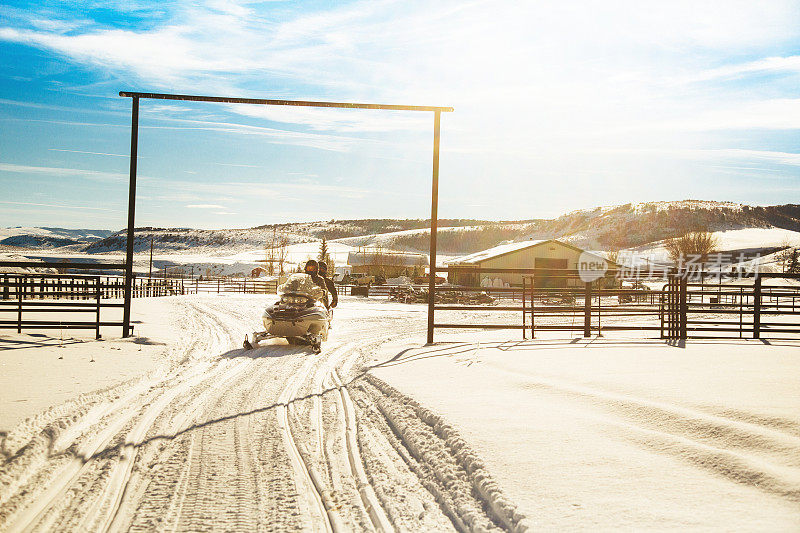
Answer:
(584, 281, 592, 337)
(528, 284, 535, 338)
(17, 275, 23, 333)
(738, 287, 743, 338)
(753, 276, 761, 339)
(522, 277, 527, 340)
(95, 276, 101, 339)
(679, 275, 688, 339)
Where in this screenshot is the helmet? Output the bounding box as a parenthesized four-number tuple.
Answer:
(304, 259, 318, 274)
(318, 261, 328, 275)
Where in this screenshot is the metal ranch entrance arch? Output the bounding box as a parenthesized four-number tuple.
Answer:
(119, 91, 453, 338)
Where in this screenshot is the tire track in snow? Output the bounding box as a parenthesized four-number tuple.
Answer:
(277, 352, 336, 532)
(3, 296, 531, 532)
(1, 297, 254, 532)
(332, 369, 393, 532)
(99, 358, 253, 532)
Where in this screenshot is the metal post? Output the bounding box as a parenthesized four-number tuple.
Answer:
(522, 276, 527, 340)
(679, 275, 688, 339)
(530, 285, 535, 338)
(584, 281, 592, 337)
(426, 110, 441, 344)
(17, 276, 23, 333)
(122, 97, 139, 337)
(95, 276, 101, 339)
(739, 287, 743, 338)
(753, 276, 761, 339)
(596, 283, 603, 337)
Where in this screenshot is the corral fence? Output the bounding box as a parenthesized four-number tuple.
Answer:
(182, 277, 278, 295)
(1, 273, 118, 338)
(337, 283, 532, 299)
(428, 267, 800, 341)
(0, 272, 280, 337)
(105, 275, 279, 296)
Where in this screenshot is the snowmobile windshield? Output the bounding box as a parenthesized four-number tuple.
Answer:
(278, 273, 326, 301)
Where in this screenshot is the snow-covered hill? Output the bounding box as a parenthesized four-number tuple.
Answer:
(0, 227, 112, 248)
(4, 201, 800, 262)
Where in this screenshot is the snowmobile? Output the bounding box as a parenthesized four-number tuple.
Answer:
(243, 273, 330, 353)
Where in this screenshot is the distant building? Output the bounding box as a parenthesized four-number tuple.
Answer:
(347, 249, 428, 278)
(447, 239, 615, 287)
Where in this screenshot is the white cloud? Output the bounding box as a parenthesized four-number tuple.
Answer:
(0, 200, 115, 211)
(655, 99, 800, 132)
(0, 162, 126, 181)
(696, 149, 800, 167)
(186, 204, 226, 209)
(49, 148, 129, 157)
(690, 56, 800, 83)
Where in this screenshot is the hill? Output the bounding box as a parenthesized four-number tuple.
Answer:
(5, 201, 800, 257)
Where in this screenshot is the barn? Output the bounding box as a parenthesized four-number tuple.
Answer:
(446, 239, 614, 287)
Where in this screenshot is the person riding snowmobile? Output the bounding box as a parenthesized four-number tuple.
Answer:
(317, 261, 338, 308)
(304, 259, 330, 307)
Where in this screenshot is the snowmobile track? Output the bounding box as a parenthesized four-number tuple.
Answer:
(277, 352, 337, 532)
(1, 295, 531, 532)
(332, 370, 393, 532)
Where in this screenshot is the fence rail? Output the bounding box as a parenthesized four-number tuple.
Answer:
(1, 274, 108, 337)
(427, 267, 800, 341)
(0, 273, 282, 337)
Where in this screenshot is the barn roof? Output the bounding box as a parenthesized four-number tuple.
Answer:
(448, 239, 622, 267)
(447, 239, 562, 265)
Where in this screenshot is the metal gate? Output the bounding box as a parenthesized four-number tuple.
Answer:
(660, 274, 686, 339)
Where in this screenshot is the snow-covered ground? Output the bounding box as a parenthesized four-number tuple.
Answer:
(0, 296, 527, 532)
(2, 291, 799, 531)
(629, 227, 800, 258)
(0, 298, 178, 431)
(372, 329, 800, 531)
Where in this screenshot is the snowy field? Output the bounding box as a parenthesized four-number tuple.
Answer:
(0, 298, 179, 431)
(373, 330, 800, 531)
(1, 295, 798, 531)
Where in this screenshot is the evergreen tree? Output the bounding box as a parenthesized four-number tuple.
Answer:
(318, 238, 333, 268)
(789, 249, 799, 274)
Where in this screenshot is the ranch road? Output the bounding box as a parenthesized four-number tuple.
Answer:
(0, 295, 527, 532)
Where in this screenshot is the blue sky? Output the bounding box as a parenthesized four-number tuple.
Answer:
(1, 0, 800, 230)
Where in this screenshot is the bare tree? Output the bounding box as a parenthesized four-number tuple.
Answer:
(665, 231, 719, 263)
(265, 228, 278, 276)
(776, 239, 796, 273)
(277, 234, 289, 275)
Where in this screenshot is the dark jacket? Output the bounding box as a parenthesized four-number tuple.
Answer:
(320, 275, 338, 307)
